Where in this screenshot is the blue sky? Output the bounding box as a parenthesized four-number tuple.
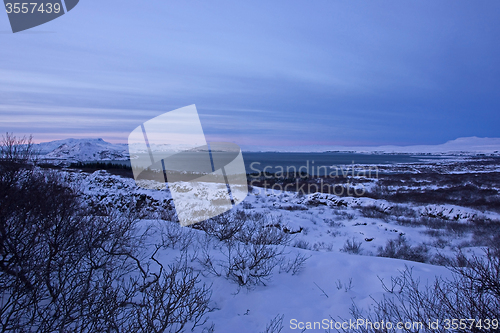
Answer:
(1, 0, 499, 148)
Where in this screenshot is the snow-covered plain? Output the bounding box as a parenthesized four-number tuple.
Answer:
(62, 165, 499, 333)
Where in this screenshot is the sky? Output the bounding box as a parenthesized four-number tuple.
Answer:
(1, 0, 499, 149)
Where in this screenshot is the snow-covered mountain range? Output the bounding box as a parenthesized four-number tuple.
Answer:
(243, 136, 500, 154)
(34, 136, 500, 162)
(332, 136, 500, 155)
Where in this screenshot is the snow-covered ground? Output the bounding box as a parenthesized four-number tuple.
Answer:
(62, 168, 499, 332)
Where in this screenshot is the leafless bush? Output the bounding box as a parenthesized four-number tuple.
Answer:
(432, 237, 450, 249)
(198, 235, 223, 277)
(336, 278, 354, 292)
(0, 168, 138, 331)
(422, 228, 447, 238)
(225, 241, 284, 286)
(341, 238, 363, 254)
(471, 218, 500, 249)
(359, 205, 389, 220)
(198, 211, 295, 287)
(236, 215, 290, 246)
(396, 215, 448, 229)
(279, 252, 310, 275)
(324, 218, 345, 228)
(332, 210, 355, 220)
(345, 251, 500, 333)
(261, 314, 284, 333)
(0, 139, 212, 332)
(154, 220, 195, 252)
(313, 241, 335, 252)
(377, 235, 430, 263)
(228, 215, 290, 286)
(129, 256, 212, 333)
(390, 205, 418, 218)
(282, 204, 308, 211)
(292, 239, 310, 250)
(0, 133, 37, 165)
(193, 210, 246, 242)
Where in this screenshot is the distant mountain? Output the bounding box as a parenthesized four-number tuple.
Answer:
(37, 138, 128, 162)
(242, 137, 500, 155)
(368, 137, 500, 154)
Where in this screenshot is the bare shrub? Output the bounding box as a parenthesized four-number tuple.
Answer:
(228, 214, 291, 286)
(313, 241, 334, 252)
(432, 238, 450, 249)
(261, 314, 284, 333)
(193, 210, 245, 242)
(292, 239, 310, 250)
(471, 217, 500, 249)
(236, 214, 290, 246)
(279, 252, 310, 275)
(324, 218, 346, 227)
(130, 258, 212, 333)
(225, 241, 284, 286)
(422, 228, 447, 238)
(198, 211, 295, 287)
(445, 221, 470, 237)
(332, 210, 355, 220)
(346, 251, 500, 333)
(390, 205, 418, 218)
(377, 235, 429, 263)
(335, 278, 354, 292)
(341, 238, 363, 254)
(0, 169, 138, 331)
(155, 220, 195, 252)
(0, 139, 212, 332)
(282, 204, 308, 211)
(0, 133, 37, 165)
(359, 205, 389, 220)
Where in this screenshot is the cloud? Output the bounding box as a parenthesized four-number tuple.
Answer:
(1, 0, 499, 146)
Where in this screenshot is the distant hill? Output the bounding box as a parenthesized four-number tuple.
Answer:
(242, 137, 500, 155)
(37, 138, 128, 162)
